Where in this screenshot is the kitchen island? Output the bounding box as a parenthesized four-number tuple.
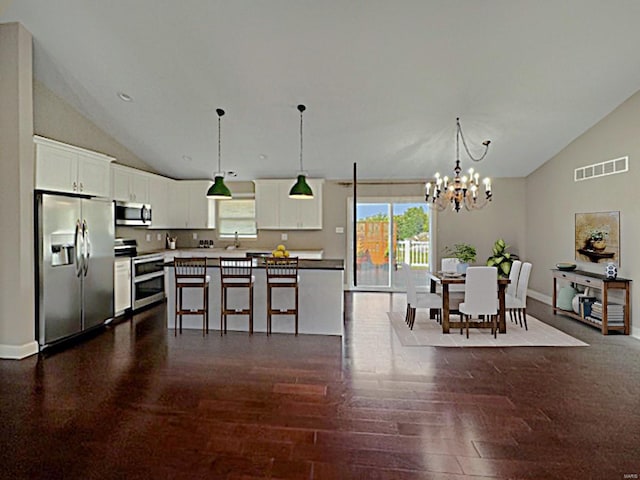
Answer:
(165, 258, 344, 336)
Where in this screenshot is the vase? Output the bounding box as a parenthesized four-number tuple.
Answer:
(456, 262, 469, 274)
(605, 262, 617, 279)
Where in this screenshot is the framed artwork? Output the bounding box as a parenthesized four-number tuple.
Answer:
(575, 211, 620, 264)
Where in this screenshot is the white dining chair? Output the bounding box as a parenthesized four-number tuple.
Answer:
(459, 266, 498, 338)
(506, 262, 532, 330)
(441, 257, 460, 273)
(401, 263, 442, 330)
(505, 260, 522, 323)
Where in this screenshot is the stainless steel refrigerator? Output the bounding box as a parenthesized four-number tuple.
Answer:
(36, 192, 115, 349)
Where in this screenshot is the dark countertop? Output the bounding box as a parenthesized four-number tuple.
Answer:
(165, 258, 344, 271)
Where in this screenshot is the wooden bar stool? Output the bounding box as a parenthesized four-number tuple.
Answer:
(266, 257, 299, 335)
(174, 257, 210, 336)
(219, 257, 254, 335)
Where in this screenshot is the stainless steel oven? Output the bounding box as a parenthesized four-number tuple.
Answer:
(132, 253, 165, 310)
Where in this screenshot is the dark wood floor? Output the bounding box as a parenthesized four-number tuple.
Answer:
(1, 293, 639, 479)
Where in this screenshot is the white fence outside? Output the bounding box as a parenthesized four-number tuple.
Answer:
(396, 240, 430, 268)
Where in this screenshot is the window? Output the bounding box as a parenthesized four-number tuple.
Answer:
(217, 198, 257, 238)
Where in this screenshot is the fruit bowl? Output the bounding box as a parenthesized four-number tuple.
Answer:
(556, 262, 577, 271)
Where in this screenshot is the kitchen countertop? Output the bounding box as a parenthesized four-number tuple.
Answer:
(139, 247, 323, 256)
(165, 257, 343, 270)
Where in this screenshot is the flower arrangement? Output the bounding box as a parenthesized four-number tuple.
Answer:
(588, 227, 609, 242)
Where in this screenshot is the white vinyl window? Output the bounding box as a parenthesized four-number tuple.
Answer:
(217, 198, 257, 238)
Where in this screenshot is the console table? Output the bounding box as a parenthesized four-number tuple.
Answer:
(552, 269, 631, 335)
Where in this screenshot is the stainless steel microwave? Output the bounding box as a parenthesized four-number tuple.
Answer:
(115, 201, 152, 226)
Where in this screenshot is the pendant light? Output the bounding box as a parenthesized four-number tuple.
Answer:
(206, 108, 232, 199)
(289, 104, 314, 199)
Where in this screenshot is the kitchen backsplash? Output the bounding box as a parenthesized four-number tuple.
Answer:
(117, 226, 326, 253)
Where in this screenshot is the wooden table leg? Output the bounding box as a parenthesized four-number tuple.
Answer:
(498, 282, 507, 334)
(442, 284, 450, 334)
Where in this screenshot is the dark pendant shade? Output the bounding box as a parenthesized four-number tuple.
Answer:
(207, 175, 232, 198)
(289, 174, 314, 198)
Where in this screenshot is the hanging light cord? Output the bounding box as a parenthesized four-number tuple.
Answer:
(216, 108, 225, 173)
(298, 104, 306, 172)
(457, 117, 490, 163)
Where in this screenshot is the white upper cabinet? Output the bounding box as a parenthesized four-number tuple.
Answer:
(111, 164, 150, 203)
(34, 136, 113, 197)
(168, 180, 215, 229)
(148, 174, 172, 229)
(254, 179, 323, 230)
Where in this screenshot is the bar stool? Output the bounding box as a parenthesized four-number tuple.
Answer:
(174, 257, 210, 336)
(219, 257, 254, 335)
(266, 257, 299, 335)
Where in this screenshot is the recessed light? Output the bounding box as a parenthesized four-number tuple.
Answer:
(117, 92, 133, 102)
(182, 155, 192, 162)
(258, 154, 268, 160)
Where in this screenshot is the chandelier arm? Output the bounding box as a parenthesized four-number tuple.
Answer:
(457, 118, 490, 163)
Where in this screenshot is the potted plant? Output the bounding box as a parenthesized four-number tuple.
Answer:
(486, 238, 519, 276)
(444, 243, 476, 273)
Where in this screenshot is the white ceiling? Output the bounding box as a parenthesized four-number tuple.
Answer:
(3, 1, 640, 181)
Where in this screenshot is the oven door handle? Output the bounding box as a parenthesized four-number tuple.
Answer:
(133, 270, 165, 283)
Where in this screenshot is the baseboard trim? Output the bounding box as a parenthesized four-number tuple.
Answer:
(0, 341, 39, 360)
(528, 289, 552, 306)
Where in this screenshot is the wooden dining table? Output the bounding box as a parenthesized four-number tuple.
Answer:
(426, 271, 510, 334)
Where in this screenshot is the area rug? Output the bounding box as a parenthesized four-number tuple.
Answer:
(388, 311, 588, 347)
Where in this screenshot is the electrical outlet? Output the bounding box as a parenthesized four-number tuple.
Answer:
(145, 233, 151, 242)
(156, 233, 162, 241)
(281, 233, 288, 241)
(335, 227, 344, 234)
(192, 232, 198, 240)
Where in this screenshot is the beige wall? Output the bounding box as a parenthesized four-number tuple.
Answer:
(526, 90, 640, 338)
(34, 80, 155, 172)
(0, 23, 36, 357)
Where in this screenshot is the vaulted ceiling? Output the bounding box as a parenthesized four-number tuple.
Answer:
(3, 1, 640, 181)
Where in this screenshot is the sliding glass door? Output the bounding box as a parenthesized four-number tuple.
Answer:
(354, 200, 432, 290)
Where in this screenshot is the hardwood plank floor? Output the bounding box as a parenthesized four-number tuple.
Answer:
(1, 293, 639, 479)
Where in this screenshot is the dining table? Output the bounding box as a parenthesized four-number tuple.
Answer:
(426, 271, 510, 334)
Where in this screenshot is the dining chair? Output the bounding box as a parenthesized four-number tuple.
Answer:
(505, 260, 522, 323)
(402, 263, 442, 330)
(459, 266, 498, 338)
(506, 262, 532, 330)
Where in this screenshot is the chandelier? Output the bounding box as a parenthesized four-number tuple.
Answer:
(425, 117, 492, 212)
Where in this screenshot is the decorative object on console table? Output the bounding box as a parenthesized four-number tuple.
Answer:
(605, 262, 617, 279)
(575, 211, 620, 264)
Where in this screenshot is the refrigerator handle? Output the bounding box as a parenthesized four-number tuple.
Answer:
(74, 219, 83, 277)
(82, 220, 90, 276)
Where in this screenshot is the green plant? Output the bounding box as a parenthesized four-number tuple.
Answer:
(486, 238, 519, 276)
(444, 243, 477, 263)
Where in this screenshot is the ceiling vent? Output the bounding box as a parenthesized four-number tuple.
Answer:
(574, 156, 628, 182)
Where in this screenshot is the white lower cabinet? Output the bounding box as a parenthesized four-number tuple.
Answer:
(114, 258, 132, 315)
